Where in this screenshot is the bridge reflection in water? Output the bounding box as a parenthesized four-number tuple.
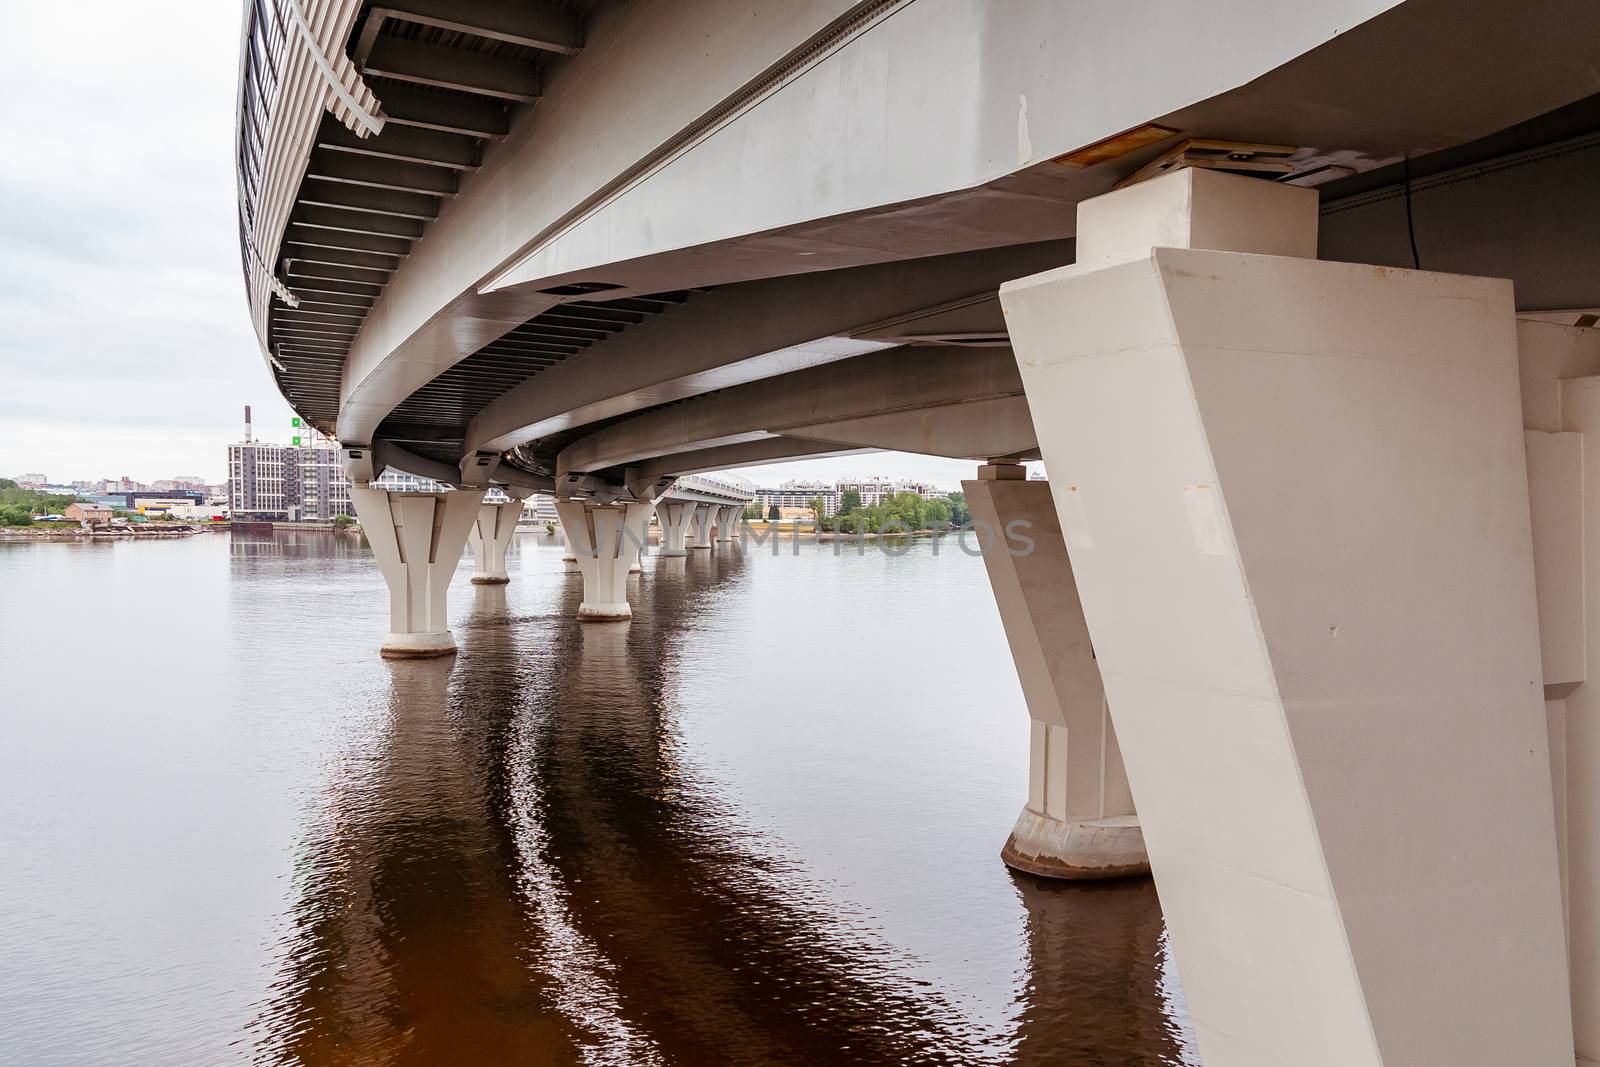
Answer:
(249, 538, 1194, 1065)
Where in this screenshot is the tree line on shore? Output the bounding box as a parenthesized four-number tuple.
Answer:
(0, 479, 74, 526)
(0, 479, 207, 528)
(741, 489, 971, 534)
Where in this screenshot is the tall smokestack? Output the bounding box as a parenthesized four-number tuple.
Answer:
(244, 405, 253, 443)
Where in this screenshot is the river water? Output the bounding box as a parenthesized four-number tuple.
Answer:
(0, 529, 1197, 1065)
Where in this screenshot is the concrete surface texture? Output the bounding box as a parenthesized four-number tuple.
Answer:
(963, 464, 1145, 881)
(348, 486, 486, 657)
(1000, 168, 1574, 1066)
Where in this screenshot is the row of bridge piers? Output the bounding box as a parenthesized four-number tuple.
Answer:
(346, 488, 750, 650)
(343, 467, 1147, 887)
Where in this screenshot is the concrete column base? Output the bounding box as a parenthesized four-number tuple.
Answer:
(470, 575, 510, 586)
(379, 631, 459, 659)
(1002, 810, 1149, 880)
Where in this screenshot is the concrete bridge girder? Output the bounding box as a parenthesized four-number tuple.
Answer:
(603, 393, 1040, 482)
(463, 241, 1072, 460)
(482, 0, 1522, 307)
(335, 0, 1600, 456)
(1318, 125, 1600, 313)
(338, 0, 887, 442)
(369, 439, 554, 496)
(555, 343, 1028, 480)
(656, 477, 753, 508)
(362, 124, 1600, 492)
(628, 438, 869, 483)
(783, 394, 1039, 464)
(662, 490, 749, 507)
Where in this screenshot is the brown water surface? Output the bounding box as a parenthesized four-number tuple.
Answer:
(0, 531, 1197, 1065)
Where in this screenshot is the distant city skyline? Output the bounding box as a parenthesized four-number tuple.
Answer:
(7, 419, 1039, 495)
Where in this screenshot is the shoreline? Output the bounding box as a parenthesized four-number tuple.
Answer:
(810, 527, 949, 542)
(0, 526, 212, 542)
(2, 522, 969, 546)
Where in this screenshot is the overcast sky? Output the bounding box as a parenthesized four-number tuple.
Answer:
(0, 3, 1001, 493)
(0, 3, 297, 484)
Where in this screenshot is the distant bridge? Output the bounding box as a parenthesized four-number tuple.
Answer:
(235, 3, 1600, 1063)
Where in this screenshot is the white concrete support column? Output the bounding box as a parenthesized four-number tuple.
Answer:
(348, 486, 486, 658)
(656, 499, 694, 557)
(963, 461, 1145, 880)
(688, 502, 714, 551)
(466, 499, 521, 585)
(714, 504, 741, 544)
(1520, 318, 1600, 1066)
(1000, 167, 1572, 1066)
(554, 497, 653, 621)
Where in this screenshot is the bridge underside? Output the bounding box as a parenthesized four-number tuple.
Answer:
(262, 0, 1598, 496)
(240, 0, 1600, 494)
(414, 90, 1600, 495)
(240, 1, 1600, 1063)
(333, 103, 1600, 493)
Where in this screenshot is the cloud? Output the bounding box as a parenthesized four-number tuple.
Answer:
(0, 7, 1030, 491)
(0, 1, 294, 483)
